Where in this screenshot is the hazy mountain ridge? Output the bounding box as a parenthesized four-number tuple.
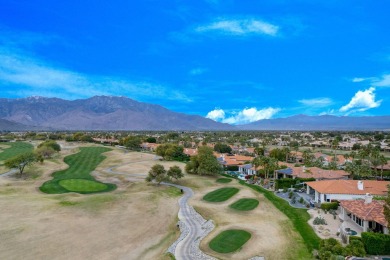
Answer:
(0, 96, 234, 131)
(0, 96, 389, 131)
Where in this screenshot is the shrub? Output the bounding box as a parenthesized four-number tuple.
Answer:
(313, 216, 327, 225)
(344, 240, 366, 257)
(226, 165, 239, 171)
(288, 191, 293, 199)
(320, 202, 339, 211)
(299, 197, 304, 204)
(361, 232, 390, 255)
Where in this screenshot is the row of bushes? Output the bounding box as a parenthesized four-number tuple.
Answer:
(320, 202, 339, 211)
(361, 232, 390, 255)
(275, 177, 315, 189)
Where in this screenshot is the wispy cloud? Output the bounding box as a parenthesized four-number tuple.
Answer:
(195, 18, 279, 37)
(0, 47, 192, 102)
(352, 73, 390, 87)
(298, 97, 333, 107)
(372, 74, 390, 87)
(339, 87, 382, 114)
(189, 67, 207, 76)
(206, 107, 280, 125)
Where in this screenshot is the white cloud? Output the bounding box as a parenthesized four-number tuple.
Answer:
(206, 108, 225, 121)
(339, 87, 382, 113)
(373, 74, 390, 87)
(298, 97, 333, 107)
(206, 107, 280, 125)
(352, 74, 390, 87)
(195, 18, 279, 36)
(0, 47, 192, 102)
(189, 67, 207, 76)
(352, 77, 368, 83)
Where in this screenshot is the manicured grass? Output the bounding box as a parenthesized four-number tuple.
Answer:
(59, 179, 108, 192)
(209, 229, 251, 253)
(229, 198, 259, 211)
(203, 187, 239, 202)
(216, 178, 232, 183)
(0, 142, 34, 164)
(40, 147, 116, 194)
(237, 179, 321, 251)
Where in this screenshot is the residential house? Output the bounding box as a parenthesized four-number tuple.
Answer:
(339, 195, 389, 235)
(275, 166, 350, 180)
(305, 180, 390, 204)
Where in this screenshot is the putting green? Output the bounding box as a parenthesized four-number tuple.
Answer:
(59, 179, 108, 192)
(209, 229, 251, 253)
(216, 178, 232, 183)
(229, 198, 259, 211)
(203, 187, 239, 202)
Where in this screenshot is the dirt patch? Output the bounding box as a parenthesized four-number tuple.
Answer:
(0, 147, 180, 260)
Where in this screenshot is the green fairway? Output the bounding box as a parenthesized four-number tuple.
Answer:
(40, 147, 116, 194)
(229, 198, 259, 211)
(216, 178, 232, 183)
(203, 187, 239, 202)
(59, 179, 108, 192)
(209, 229, 251, 253)
(0, 142, 34, 164)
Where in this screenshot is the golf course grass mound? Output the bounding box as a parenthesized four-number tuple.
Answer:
(203, 187, 239, 202)
(216, 178, 232, 183)
(229, 198, 259, 211)
(59, 179, 108, 192)
(209, 229, 251, 253)
(0, 141, 34, 163)
(40, 147, 116, 194)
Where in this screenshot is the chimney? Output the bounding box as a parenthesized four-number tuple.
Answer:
(357, 181, 364, 191)
(364, 193, 373, 204)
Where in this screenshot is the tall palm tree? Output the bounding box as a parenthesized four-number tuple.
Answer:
(378, 155, 388, 180)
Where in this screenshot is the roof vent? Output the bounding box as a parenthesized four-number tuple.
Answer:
(357, 181, 364, 191)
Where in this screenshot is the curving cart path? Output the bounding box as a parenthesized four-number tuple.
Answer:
(164, 183, 216, 260)
(102, 160, 216, 259)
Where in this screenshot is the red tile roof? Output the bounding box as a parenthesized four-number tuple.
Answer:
(340, 200, 388, 227)
(306, 180, 390, 196)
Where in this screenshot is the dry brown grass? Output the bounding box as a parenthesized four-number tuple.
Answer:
(0, 146, 181, 260)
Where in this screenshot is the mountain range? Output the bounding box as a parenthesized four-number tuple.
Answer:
(0, 96, 389, 131)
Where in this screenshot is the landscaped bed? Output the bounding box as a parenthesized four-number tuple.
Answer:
(209, 229, 251, 253)
(203, 187, 239, 202)
(216, 178, 232, 183)
(40, 147, 116, 194)
(229, 198, 259, 211)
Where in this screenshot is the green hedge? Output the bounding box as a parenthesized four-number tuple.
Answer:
(320, 202, 339, 211)
(275, 177, 315, 189)
(226, 165, 239, 171)
(349, 236, 362, 243)
(361, 232, 390, 255)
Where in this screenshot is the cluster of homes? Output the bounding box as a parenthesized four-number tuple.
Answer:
(138, 140, 390, 236)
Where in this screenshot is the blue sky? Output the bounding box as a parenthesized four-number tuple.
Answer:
(0, 0, 389, 124)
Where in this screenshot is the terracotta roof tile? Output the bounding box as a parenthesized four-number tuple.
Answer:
(340, 200, 387, 227)
(306, 180, 390, 196)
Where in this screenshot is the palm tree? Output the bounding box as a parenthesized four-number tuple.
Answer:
(282, 147, 291, 163)
(378, 155, 388, 180)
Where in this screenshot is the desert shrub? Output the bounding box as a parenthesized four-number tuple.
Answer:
(313, 216, 327, 225)
(320, 202, 339, 211)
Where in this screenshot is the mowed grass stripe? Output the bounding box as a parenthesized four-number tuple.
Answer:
(0, 142, 34, 163)
(229, 198, 259, 211)
(40, 147, 116, 194)
(59, 179, 108, 192)
(209, 229, 251, 253)
(216, 178, 232, 183)
(203, 187, 239, 202)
